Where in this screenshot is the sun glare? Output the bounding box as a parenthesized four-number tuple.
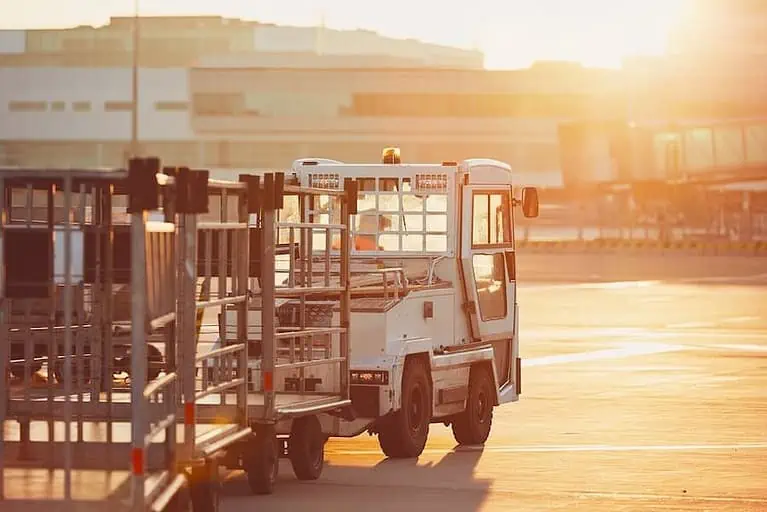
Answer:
(481, 0, 689, 69)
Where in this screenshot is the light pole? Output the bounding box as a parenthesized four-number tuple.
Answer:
(130, 0, 140, 158)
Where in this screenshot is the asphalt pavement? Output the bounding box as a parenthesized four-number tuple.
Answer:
(220, 254, 767, 511)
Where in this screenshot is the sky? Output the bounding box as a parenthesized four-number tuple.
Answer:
(0, 0, 690, 69)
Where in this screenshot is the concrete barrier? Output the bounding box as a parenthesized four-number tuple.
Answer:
(516, 239, 767, 256)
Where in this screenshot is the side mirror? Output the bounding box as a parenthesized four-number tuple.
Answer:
(521, 187, 539, 218)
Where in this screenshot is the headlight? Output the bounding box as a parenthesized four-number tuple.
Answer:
(350, 370, 389, 386)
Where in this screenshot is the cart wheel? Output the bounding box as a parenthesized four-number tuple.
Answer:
(121, 345, 165, 382)
(9, 363, 42, 380)
(189, 464, 220, 512)
(162, 485, 191, 512)
(147, 344, 164, 381)
(244, 426, 279, 495)
(288, 415, 325, 481)
(54, 361, 92, 386)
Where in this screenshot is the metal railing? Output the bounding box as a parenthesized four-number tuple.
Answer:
(0, 168, 131, 503)
(177, 177, 252, 463)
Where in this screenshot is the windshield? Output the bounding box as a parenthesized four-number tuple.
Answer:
(282, 173, 452, 255)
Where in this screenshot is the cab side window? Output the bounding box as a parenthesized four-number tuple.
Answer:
(472, 253, 507, 321)
(470, 189, 511, 321)
(471, 192, 512, 248)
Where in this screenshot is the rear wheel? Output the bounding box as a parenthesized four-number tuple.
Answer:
(452, 366, 494, 445)
(244, 426, 279, 495)
(161, 486, 191, 512)
(54, 358, 92, 386)
(377, 357, 431, 458)
(146, 344, 164, 381)
(9, 362, 42, 380)
(120, 344, 165, 382)
(288, 415, 325, 481)
(188, 463, 220, 512)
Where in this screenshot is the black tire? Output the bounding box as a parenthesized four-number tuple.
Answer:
(54, 360, 92, 386)
(288, 416, 325, 481)
(452, 366, 495, 446)
(121, 345, 165, 382)
(9, 362, 42, 380)
(244, 427, 279, 495)
(147, 344, 164, 381)
(377, 357, 431, 458)
(162, 486, 191, 512)
(189, 465, 220, 512)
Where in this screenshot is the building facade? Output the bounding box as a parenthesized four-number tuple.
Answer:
(2, 13, 766, 184)
(0, 62, 626, 173)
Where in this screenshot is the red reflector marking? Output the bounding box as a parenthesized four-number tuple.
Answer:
(131, 448, 144, 476)
(264, 371, 273, 392)
(184, 402, 195, 425)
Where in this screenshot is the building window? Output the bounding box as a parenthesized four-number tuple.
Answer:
(346, 93, 597, 118)
(155, 101, 189, 111)
(72, 101, 91, 112)
(105, 101, 134, 112)
(8, 101, 47, 112)
(192, 93, 259, 116)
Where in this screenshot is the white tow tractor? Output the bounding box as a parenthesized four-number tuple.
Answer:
(223, 148, 539, 462)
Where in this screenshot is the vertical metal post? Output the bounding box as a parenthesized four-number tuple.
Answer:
(218, 191, 228, 345)
(0, 176, 6, 500)
(339, 194, 350, 399)
(62, 175, 74, 500)
(237, 191, 249, 426)
(75, 185, 86, 442)
(103, 186, 115, 450)
(181, 213, 198, 459)
(261, 176, 276, 419)
(46, 184, 55, 444)
(130, 209, 148, 506)
(130, 0, 140, 159)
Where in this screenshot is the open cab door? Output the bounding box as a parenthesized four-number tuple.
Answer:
(460, 184, 519, 401)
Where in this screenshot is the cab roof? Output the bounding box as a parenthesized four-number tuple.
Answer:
(291, 158, 513, 186)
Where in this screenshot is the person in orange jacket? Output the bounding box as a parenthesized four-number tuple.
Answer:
(332, 211, 391, 251)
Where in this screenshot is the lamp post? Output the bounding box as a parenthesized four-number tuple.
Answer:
(130, 0, 140, 158)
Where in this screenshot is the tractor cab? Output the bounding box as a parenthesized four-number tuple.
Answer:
(289, 149, 538, 353)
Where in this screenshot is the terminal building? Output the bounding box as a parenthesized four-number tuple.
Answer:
(0, 16, 619, 181)
(0, 11, 765, 190)
(0, 63, 622, 178)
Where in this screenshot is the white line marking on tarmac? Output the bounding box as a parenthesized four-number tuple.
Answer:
(522, 280, 662, 291)
(721, 316, 760, 324)
(665, 322, 715, 329)
(523, 342, 686, 368)
(522, 272, 767, 291)
(676, 272, 767, 285)
(710, 344, 767, 353)
(329, 442, 767, 456)
(670, 330, 767, 340)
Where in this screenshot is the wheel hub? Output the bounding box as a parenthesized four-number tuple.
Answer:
(408, 384, 423, 432)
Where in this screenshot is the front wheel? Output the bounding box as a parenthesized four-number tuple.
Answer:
(377, 357, 432, 458)
(451, 366, 495, 445)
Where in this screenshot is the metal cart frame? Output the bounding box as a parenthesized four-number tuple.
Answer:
(1, 161, 359, 507)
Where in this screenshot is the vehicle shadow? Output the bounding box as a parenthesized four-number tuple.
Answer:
(220, 443, 492, 512)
